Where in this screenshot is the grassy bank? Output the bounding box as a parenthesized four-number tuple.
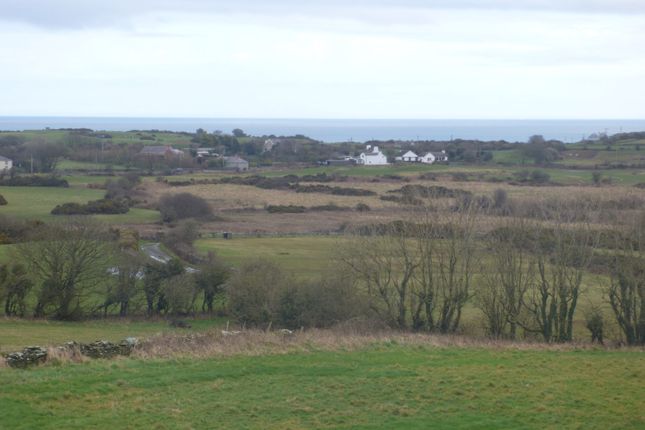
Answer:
(1, 338, 643, 429)
(0, 319, 223, 352)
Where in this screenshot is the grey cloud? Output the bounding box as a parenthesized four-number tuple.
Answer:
(2, 0, 645, 29)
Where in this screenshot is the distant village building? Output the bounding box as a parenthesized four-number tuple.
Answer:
(396, 150, 448, 164)
(196, 148, 219, 158)
(395, 150, 419, 162)
(0, 156, 13, 172)
(138, 146, 184, 159)
(223, 156, 249, 171)
(359, 145, 389, 166)
(322, 156, 358, 166)
(263, 139, 279, 152)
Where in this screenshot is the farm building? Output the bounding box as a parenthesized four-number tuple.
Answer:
(223, 156, 249, 171)
(395, 150, 419, 162)
(0, 156, 12, 171)
(138, 146, 184, 158)
(359, 145, 389, 166)
(419, 151, 449, 164)
(196, 148, 219, 158)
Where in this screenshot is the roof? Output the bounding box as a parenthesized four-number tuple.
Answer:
(223, 156, 248, 163)
(402, 151, 418, 158)
(0, 155, 11, 162)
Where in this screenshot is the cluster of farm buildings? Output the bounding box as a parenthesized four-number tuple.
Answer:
(324, 145, 448, 166)
(0, 143, 448, 173)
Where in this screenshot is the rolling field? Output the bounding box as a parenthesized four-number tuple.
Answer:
(196, 236, 339, 276)
(0, 185, 159, 223)
(0, 343, 643, 429)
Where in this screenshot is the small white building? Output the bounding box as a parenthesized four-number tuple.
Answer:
(223, 156, 249, 171)
(420, 150, 448, 164)
(359, 145, 389, 166)
(263, 139, 279, 152)
(396, 150, 419, 163)
(196, 148, 219, 158)
(0, 156, 12, 172)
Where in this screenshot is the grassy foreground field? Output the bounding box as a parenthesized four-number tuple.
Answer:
(1, 342, 643, 429)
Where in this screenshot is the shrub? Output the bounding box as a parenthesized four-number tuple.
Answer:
(158, 193, 213, 222)
(0, 194, 6, 206)
(160, 274, 198, 316)
(266, 205, 306, 213)
(227, 259, 290, 327)
(493, 189, 508, 208)
(226, 259, 367, 329)
(0, 176, 69, 187)
(51, 198, 130, 215)
(355, 203, 371, 212)
(530, 170, 550, 184)
(309, 204, 350, 212)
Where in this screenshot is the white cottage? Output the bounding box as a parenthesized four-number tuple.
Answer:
(359, 145, 389, 166)
(420, 150, 448, 164)
(396, 150, 419, 163)
(0, 156, 12, 172)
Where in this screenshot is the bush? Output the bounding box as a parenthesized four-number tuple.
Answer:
(50, 199, 126, 215)
(227, 259, 290, 327)
(158, 193, 213, 222)
(530, 170, 550, 184)
(0, 194, 6, 206)
(0, 176, 69, 187)
(493, 189, 508, 208)
(355, 203, 371, 212)
(266, 205, 306, 213)
(160, 274, 198, 316)
(51, 198, 130, 215)
(226, 259, 367, 329)
(309, 204, 350, 212)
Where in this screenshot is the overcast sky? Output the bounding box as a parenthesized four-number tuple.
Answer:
(1, 0, 644, 118)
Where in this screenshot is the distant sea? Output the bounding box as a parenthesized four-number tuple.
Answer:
(1, 117, 644, 143)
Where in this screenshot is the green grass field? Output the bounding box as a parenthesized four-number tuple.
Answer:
(0, 185, 159, 223)
(1, 344, 642, 429)
(196, 236, 339, 277)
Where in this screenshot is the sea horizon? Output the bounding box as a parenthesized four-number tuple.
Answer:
(1, 116, 644, 143)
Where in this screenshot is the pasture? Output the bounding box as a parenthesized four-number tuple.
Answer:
(0, 342, 643, 429)
(0, 185, 159, 223)
(196, 236, 340, 276)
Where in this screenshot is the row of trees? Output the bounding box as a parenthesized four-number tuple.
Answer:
(1, 210, 642, 344)
(338, 206, 643, 345)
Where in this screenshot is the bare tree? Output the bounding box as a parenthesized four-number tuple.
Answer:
(476, 218, 533, 339)
(340, 208, 479, 333)
(100, 250, 144, 317)
(520, 201, 599, 342)
(339, 224, 420, 329)
(607, 217, 645, 345)
(17, 218, 111, 320)
(0, 263, 33, 317)
(195, 252, 230, 314)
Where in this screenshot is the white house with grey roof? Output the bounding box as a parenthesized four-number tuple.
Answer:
(0, 156, 12, 172)
(223, 156, 249, 171)
(395, 150, 419, 162)
(420, 150, 448, 164)
(358, 145, 389, 166)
